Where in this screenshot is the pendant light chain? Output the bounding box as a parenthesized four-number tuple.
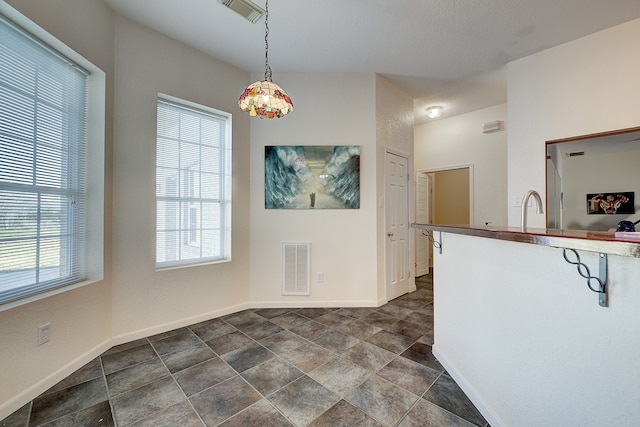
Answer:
(237, 0, 293, 118)
(264, 0, 272, 82)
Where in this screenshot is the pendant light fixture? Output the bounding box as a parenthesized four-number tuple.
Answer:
(238, 0, 293, 119)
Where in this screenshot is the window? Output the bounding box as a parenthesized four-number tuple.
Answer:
(156, 95, 232, 268)
(0, 7, 104, 307)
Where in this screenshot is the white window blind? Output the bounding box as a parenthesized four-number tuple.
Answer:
(156, 96, 231, 268)
(0, 15, 88, 304)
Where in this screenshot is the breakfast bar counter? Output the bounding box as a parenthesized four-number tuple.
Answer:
(411, 223, 640, 258)
(410, 223, 640, 427)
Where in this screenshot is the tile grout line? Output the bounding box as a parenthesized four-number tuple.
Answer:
(98, 354, 119, 427)
(232, 310, 371, 426)
(10, 279, 475, 427)
(150, 330, 208, 427)
(296, 307, 426, 427)
(394, 370, 445, 427)
(225, 295, 435, 426)
(190, 317, 298, 426)
(24, 401, 32, 427)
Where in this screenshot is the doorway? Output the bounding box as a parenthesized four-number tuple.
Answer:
(385, 151, 411, 301)
(415, 173, 431, 277)
(415, 166, 472, 275)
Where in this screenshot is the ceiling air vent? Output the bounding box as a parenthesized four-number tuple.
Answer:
(218, 0, 265, 23)
(482, 120, 503, 133)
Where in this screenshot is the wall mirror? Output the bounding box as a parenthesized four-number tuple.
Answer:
(546, 127, 640, 231)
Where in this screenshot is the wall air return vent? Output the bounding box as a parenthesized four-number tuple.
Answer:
(482, 120, 503, 133)
(282, 242, 310, 296)
(218, 0, 265, 23)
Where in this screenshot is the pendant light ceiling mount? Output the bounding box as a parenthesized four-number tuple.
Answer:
(217, 0, 264, 23)
(238, 0, 293, 119)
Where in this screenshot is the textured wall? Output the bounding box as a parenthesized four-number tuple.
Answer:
(415, 104, 508, 227)
(110, 15, 252, 338)
(434, 233, 640, 426)
(1, 0, 115, 418)
(248, 73, 381, 306)
(508, 18, 640, 227)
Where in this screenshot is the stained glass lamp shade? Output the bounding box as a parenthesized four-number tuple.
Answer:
(238, 80, 293, 119)
(237, 0, 293, 119)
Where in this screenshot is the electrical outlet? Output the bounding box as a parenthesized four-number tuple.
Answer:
(316, 272, 324, 283)
(38, 323, 51, 345)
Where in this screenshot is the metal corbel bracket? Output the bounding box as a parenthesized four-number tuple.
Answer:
(598, 253, 607, 307)
(422, 230, 442, 254)
(561, 248, 607, 307)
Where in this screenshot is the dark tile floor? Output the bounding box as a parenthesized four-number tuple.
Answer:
(2, 276, 488, 427)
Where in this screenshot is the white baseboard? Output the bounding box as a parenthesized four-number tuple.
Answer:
(432, 345, 506, 427)
(0, 302, 250, 420)
(3, 298, 394, 419)
(109, 302, 251, 346)
(249, 299, 382, 308)
(1, 340, 112, 420)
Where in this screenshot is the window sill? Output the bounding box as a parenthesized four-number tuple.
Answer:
(0, 276, 104, 313)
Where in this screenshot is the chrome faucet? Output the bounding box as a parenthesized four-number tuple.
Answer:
(521, 190, 544, 231)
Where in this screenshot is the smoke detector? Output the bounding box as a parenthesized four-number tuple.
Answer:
(218, 0, 265, 23)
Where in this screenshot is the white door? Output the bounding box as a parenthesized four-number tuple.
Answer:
(385, 152, 410, 300)
(415, 172, 430, 276)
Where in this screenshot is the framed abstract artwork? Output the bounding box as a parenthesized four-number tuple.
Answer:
(265, 145, 360, 209)
(586, 192, 634, 215)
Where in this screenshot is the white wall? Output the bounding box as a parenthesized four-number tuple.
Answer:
(248, 73, 413, 307)
(433, 17, 640, 426)
(415, 104, 508, 226)
(110, 16, 252, 339)
(508, 18, 640, 227)
(249, 73, 380, 306)
(0, 1, 253, 419)
(561, 150, 640, 231)
(434, 233, 640, 427)
(0, 4, 416, 417)
(249, 73, 377, 306)
(1, 0, 115, 418)
(375, 75, 416, 297)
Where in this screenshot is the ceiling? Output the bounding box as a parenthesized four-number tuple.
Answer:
(550, 128, 640, 157)
(104, 0, 640, 125)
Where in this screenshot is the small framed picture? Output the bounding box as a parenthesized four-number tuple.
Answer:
(587, 192, 634, 215)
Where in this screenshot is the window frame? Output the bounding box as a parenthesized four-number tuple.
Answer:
(0, 3, 105, 311)
(155, 94, 232, 270)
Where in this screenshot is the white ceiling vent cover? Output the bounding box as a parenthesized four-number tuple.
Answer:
(282, 242, 310, 296)
(482, 120, 503, 133)
(218, 0, 265, 23)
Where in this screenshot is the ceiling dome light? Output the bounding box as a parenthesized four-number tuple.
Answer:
(426, 106, 443, 119)
(238, 0, 293, 119)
